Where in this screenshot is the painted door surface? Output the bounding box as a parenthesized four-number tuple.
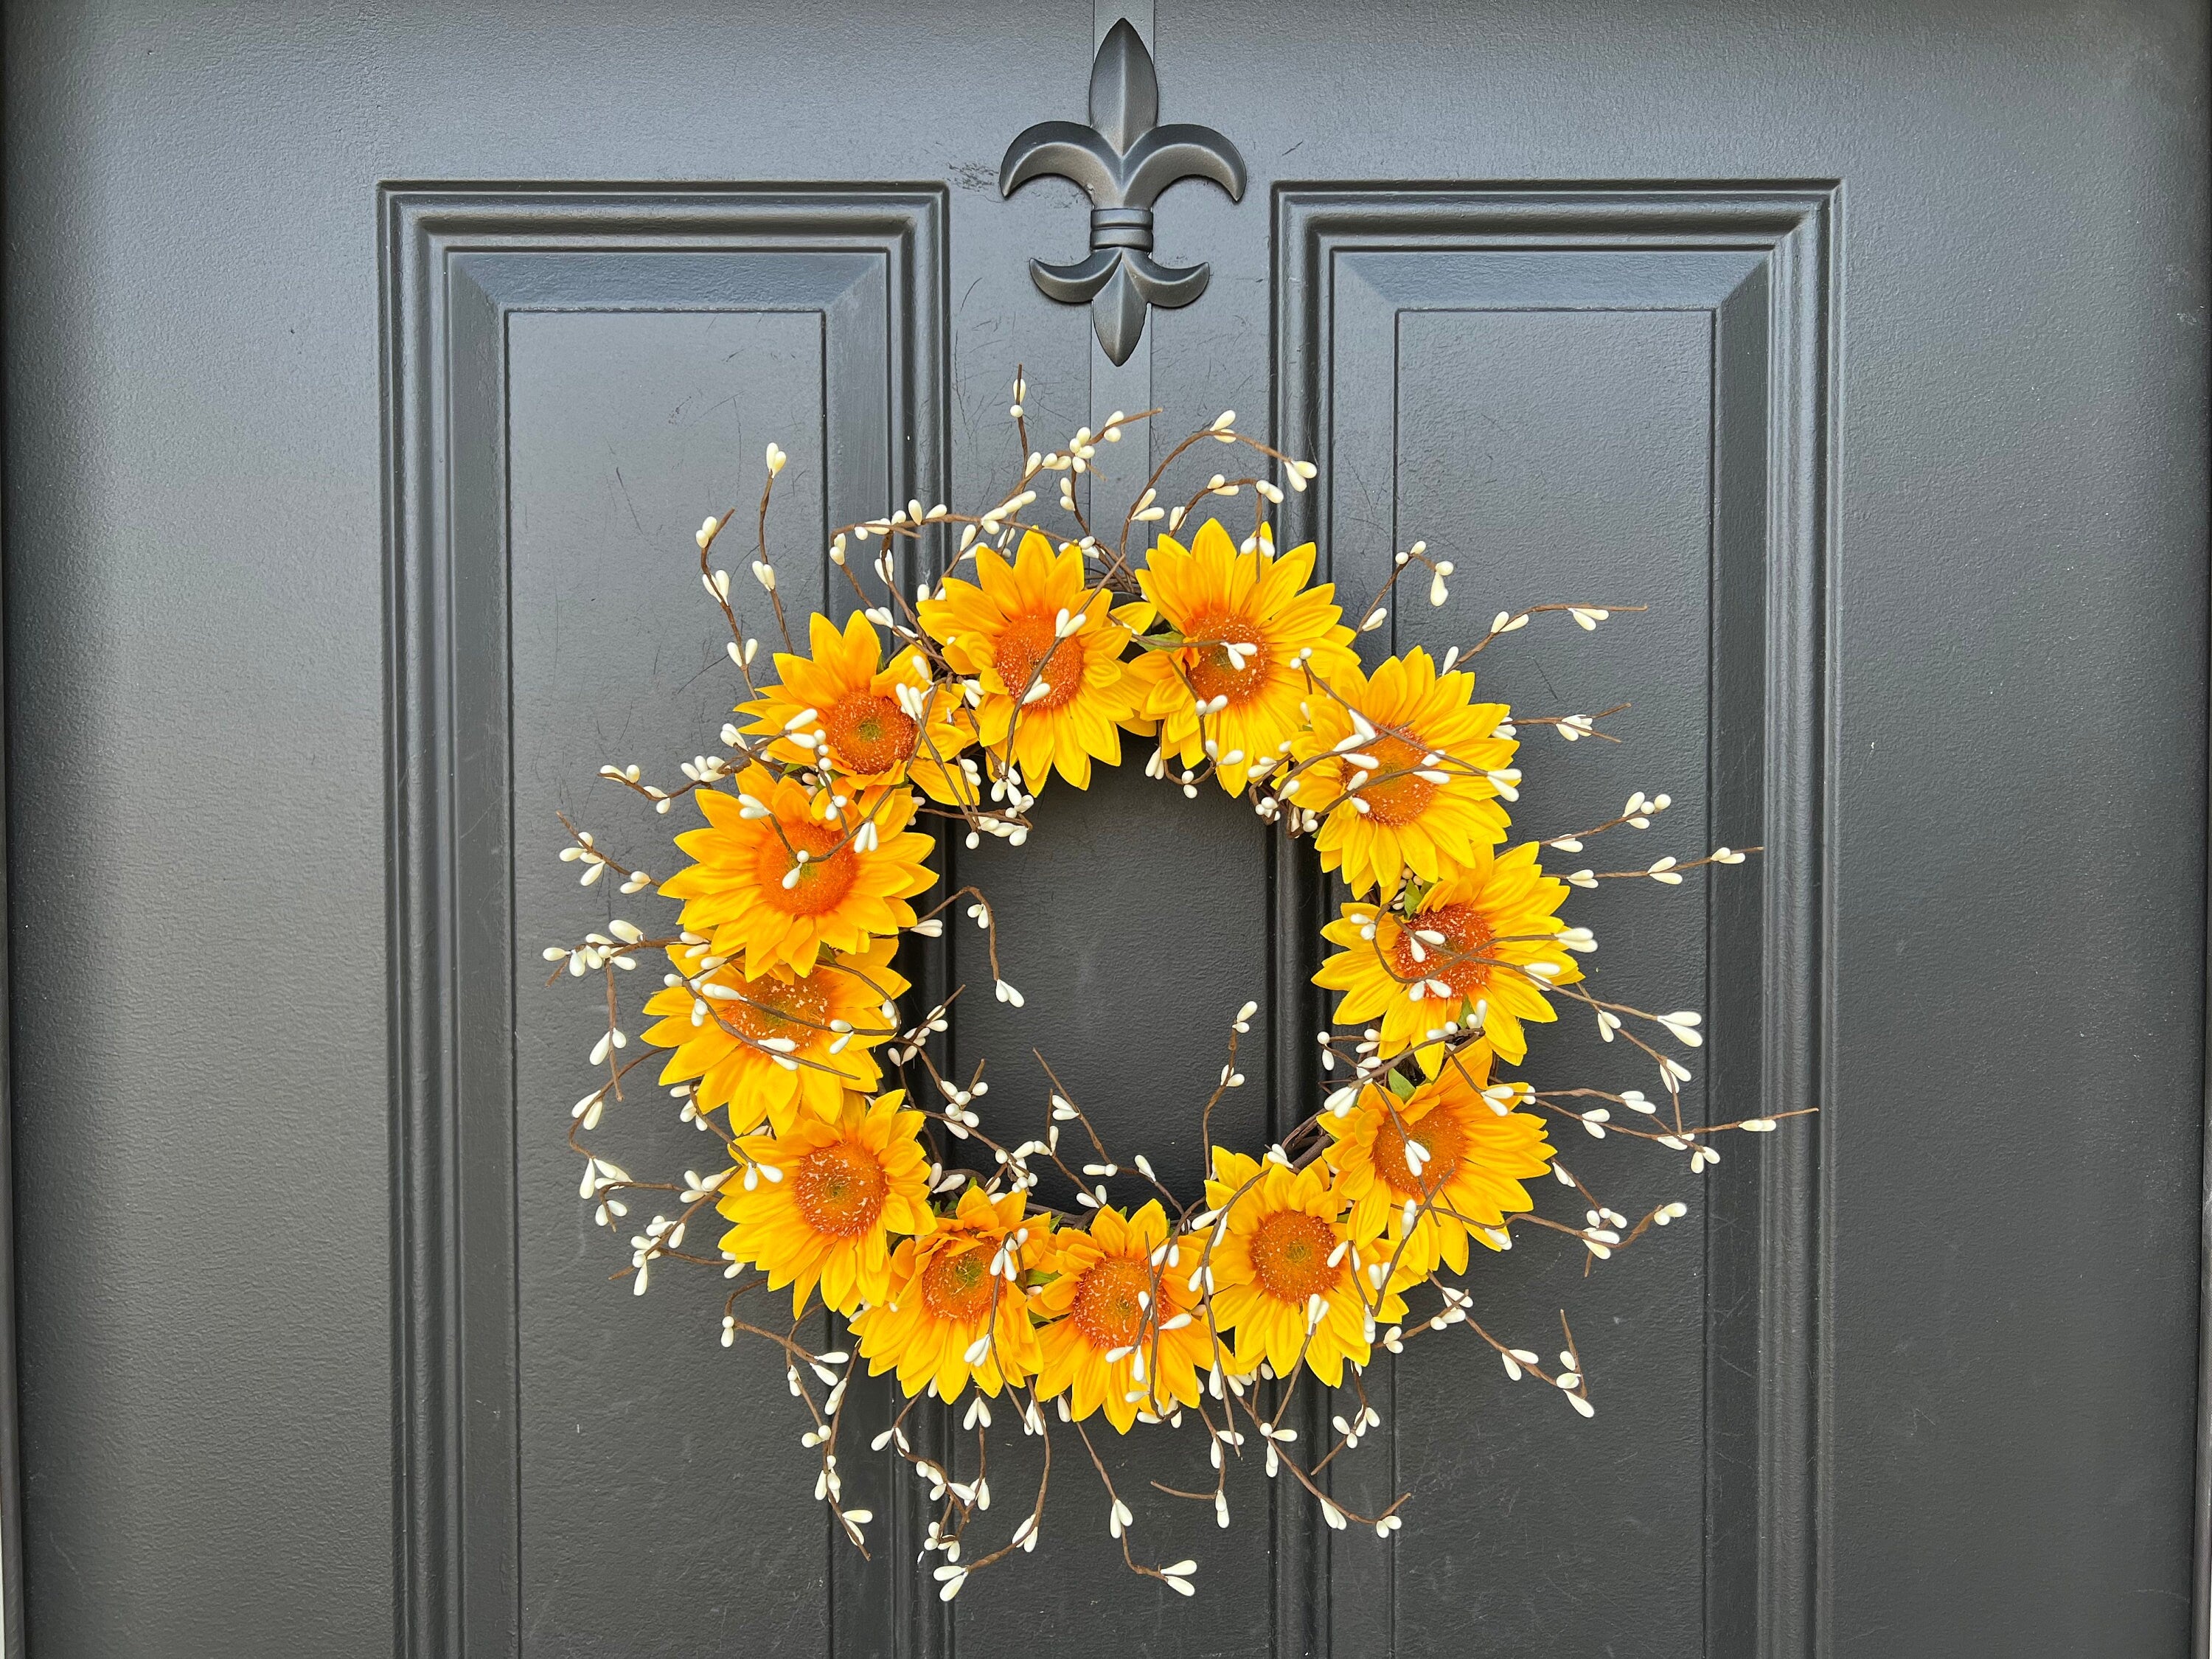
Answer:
(5, 4, 2206, 1656)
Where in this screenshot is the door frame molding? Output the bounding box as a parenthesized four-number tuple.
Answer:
(2197, 473, 2212, 1659)
(0, 327, 22, 1658)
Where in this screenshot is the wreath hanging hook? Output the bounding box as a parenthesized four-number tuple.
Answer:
(998, 19, 1248, 364)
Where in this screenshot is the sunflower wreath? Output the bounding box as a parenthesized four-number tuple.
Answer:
(544, 372, 1790, 1602)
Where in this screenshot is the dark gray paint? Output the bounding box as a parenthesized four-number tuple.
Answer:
(4, 3, 2206, 1656)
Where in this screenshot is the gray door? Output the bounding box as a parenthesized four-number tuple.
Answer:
(6, 3, 2205, 1655)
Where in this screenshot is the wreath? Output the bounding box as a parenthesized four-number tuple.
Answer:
(544, 370, 1785, 1601)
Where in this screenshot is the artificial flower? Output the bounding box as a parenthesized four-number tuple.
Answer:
(1200, 1147, 1408, 1388)
(639, 935, 908, 1133)
(1324, 1065, 1554, 1277)
(1314, 840, 1580, 1068)
(1288, 647, 1515, 900)
(852, 1186, 1047, 1402)
(1126, 519, 1359, 794)
(1032, 1200, 1209, 1431)
(917, 529, 1143, 791)
(737, 608, 970, 793)
(717, 1089, 931, 1317)
(660, 763, 935, 977)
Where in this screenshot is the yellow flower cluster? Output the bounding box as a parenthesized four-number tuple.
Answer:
(649, 517, 1579, 1414)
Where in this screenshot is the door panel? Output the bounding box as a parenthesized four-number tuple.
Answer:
(390, 189, 953, 1656)
(509, 307, 841, 1656)
(1274, 192, 1825, 1655)
(6, 4, 2204, 1658)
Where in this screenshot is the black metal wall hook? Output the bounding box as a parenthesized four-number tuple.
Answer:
(998, 20, 1247, 364)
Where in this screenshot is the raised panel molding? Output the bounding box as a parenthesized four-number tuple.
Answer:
(382, 184, 948, 1659)
(1273, 186, 1835, 1658)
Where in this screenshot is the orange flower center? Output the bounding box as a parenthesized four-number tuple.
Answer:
(1371, 1110, 1468, 1199)
(1249, 1209, 1339, 1304)
(920, 1245, 999, 1324)
(991, 612, 1082, 714)
(709, 970, 832, 1044)
(821, 691, 917, 776)
(1388, 902, 1494, 998)
(1071, 1257, 1152, 1351)
(753, 817, 860, 917)
(791, 1139, 888, 1238)
(1354, 735, 1439, 825)
(1181, 611, 1269, 705)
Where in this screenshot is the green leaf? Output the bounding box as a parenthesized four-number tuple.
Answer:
(1386, 1069, 1417, 1101)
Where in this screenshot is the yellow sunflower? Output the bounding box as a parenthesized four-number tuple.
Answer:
(1032, 1200, 1209, 1432)
(1126, 519, 1360, 795)
(1324, 1066, 1554, 1278)
(659, 764, 936, 978)
(638, 935, 908, 1135)
(737, 609, 971, 794)
(915, 529, 1143, 791)
(1199, 1149, 1407, 1388)
(717, 1089, 932, 1317)
(1314, 840, 1581, 1069)
(851, 1186, 1048, 1402)
(1287, 647, 1516, 900)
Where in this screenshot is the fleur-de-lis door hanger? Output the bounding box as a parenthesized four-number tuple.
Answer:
(999, 20, 1248, 364)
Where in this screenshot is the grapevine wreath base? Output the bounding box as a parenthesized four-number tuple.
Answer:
(541, 374, 1788, 1601)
